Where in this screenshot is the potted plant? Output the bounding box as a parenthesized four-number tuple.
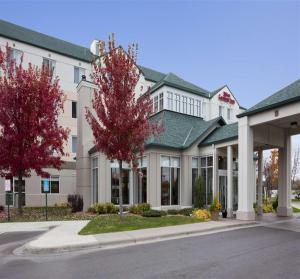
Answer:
(209, 196, 221, 221)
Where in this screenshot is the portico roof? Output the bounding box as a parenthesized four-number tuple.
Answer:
(238, 79, 300, 118)
(146, 110, 225, 150)
(201, 122, 238, 146)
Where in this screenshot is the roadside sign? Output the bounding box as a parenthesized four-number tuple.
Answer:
(5, 179, 11, 192)
(43, 179, 50, 193)
(6, 193, 13, 206)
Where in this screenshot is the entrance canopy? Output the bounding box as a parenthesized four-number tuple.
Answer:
(237, 79, 300, 220)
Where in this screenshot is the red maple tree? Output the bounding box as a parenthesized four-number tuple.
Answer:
(0, 45, 69, 214)
(86, 35, 160, 218)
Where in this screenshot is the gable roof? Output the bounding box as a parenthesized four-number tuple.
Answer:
(146, 110, 225, 149)
(238, 79, 300, 118)
(150, 72, 211, 98)
(201, 122, 238, 146)
(0, 19, 94, 62)
(138, 65, 166, 83)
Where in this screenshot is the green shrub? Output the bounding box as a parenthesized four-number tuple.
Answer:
(179, 208, 193, 216)
(105, 203, 118, 214)
(263, 203, 274, 213)
(193, 176, 206, 209)
(142, 210, 167, 217)
(93, 203, 118, 214)
(167, 209, 179, 215)
(129, 203, 151, 214)
(272, 196, 278, 211)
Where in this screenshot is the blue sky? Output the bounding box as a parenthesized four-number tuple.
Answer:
(1, 0, 299, 109)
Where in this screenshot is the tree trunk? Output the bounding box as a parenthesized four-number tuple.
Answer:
(17, 173, 23, 215)
(119, 160, 123, 220)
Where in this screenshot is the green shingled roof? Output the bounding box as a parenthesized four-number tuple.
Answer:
(201, 122, 238, 146)
(150, 72, 210, 98)
(138, 65, 166, 83)
(238, 79, 300, 118)
(146, 110, 225, 149)
(0, 19, 94, 62)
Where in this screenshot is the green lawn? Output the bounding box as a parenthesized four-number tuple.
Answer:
(79, 215, 204, 235)
(292, 206, 300, 213)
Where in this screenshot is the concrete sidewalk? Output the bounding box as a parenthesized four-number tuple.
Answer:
(21, 219, 257, 255)
(0, 221, 71, 233)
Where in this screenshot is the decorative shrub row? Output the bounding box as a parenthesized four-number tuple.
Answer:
(129, 203, 151, 214)
(142, 209, 167, 217)
(88, 203, 118, 214)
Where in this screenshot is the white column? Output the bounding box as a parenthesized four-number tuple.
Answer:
(257, 149, 263, 215)
(277, 131, 292, 217)
(236, 117, 256, 220)
(227, 145, 233, 217)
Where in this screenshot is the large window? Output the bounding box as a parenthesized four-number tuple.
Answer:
(159, 93, 164, 111)
(72, 136, 77, 153)
(200, 156, 213, 205)
(111, 161, 130, 205)
(202, 102, 207, 119)
(189, 98, 194, 115)
(167, 92, 173, 110)
(219, 105, 225, 117)
(9, 48, 23, 66)
(192, 157, 199, 204)
(182, 96, 187, 113)
(175, 94, 180, 112)
(42, 58, 56, 75)
(41, 176, 59, 194)
(74, 66, 85, 83)
(92, 157, 98, 204)
(72, 101, 77, 118)
(136, 156, 148, 204)
(161, 156, 180, 205)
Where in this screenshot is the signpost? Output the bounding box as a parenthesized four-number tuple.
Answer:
(5, 179, 12, 221)
(43, 179, 50, 220)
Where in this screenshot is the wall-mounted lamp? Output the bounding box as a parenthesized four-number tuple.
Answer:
(291, 121, 298, 129)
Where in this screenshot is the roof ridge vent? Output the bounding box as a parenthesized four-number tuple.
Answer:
(182, 126, 193, 146)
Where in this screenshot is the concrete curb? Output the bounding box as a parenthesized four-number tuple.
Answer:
(21, 221, 257, 255)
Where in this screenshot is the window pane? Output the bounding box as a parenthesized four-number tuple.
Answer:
(171, 168, 179, 205)
(72, 101, 77, 118)
(192, 168, 198, 204)
(192, 157, 199, 168)
(111, 168, 119, 204)
(207, 168, 213, 204)
(207, 156, 213, 167)
(161, 167, 170, 205)
(50, 176, 59, 194)
(171, 157, 180, 168)
(92, 168, 98, 203)
(122, 169, 130, 204)
(161, 156, 170, 167)
(74, 67, 79, 83)
(72, 136, 77, 153)
(200, 157, 206, 167)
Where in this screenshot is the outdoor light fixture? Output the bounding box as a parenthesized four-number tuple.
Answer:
(291, 121, 298, 129)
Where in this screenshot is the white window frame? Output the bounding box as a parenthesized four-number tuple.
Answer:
(182, 96, 187, 113)
(175, 94, 180, 112)
(154, 95, 159, 113)
(167, 92, 173, 110)
(74, 66, 85, 83)
(42, 57, 56, 76)
(159, 92, 164, 111)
